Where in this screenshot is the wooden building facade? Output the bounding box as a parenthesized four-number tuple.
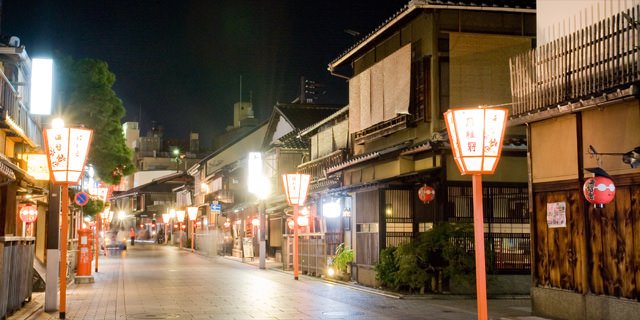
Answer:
(509, 2, 640, 318)
(327, 0, 536, 287)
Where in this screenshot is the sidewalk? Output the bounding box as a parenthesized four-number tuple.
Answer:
(10, 245, 549, 320)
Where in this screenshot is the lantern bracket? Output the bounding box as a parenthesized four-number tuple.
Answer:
(587, 145, 640, 169)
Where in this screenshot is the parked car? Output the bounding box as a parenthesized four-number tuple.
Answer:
(101, 230, 127, 250)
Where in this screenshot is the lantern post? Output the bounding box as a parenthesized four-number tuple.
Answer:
(187, 207, 198, 252)
(248, 152, 270, 269)
(162, 212, 171, 245)
(444, 107, 508, 320)
(43, 118, 93, 319)
(282, 173, 311, 280)
(176, 210, 186, 249)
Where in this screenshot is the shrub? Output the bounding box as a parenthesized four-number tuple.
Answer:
(375, 246, 399, 289)
(332, 243, 354, 274)
(374, 222, 485, 293)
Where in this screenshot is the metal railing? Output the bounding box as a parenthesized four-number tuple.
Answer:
(447, 185, 529, 224)
(452, 233, 531, 274)
(0, 237, 35, 318)
(510, 6, 640, 117)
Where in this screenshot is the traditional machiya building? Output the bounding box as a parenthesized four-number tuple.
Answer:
(109, 172, 193, 241)
(188, 117, 267, 258)
(0, 43, 46, 316)
(296, 106, 349, 276)
(326, 0, 536, 288)
(509, 1, 640, 318)
(260, 103, 342, 268)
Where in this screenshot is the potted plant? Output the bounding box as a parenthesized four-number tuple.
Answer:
(329, 243, 354, 280)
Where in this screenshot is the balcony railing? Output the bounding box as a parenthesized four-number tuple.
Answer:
(297, 149, 347, 183)
(352, 114, 409, 145)
(0, 73, 42, 148)
(510, 6, 640, 118)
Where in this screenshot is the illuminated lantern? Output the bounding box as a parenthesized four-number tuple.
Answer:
(223, 219, 231, 228)
(297, 215, 309, 227)
(444, 107, 508, 174)
(583, 176, 616, 207)
(251, 218, 260, 226)
(19, 204, 38, 224)
(418, 185, 435, 204)
(287, 219, 295, 229)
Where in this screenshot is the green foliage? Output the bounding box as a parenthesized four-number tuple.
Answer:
(374, 222, 485, 293)
(375, 247, 399, 289)
(68, 189, 106, 219)
(332, 243, 354, 273)
(395, 241, 428, 293)
(56, 55, 135, 185)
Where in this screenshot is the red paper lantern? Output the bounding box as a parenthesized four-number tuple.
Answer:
(583, 176, 616, 207)
(418, 185, 435, 204)
(19, 205, 38, 224)
(287, 219, 295, 229)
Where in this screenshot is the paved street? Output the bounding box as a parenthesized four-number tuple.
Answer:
(13, 244, 545, 320)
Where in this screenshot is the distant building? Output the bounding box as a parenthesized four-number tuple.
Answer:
(213, 101, 260, 150)
(116, 121, 202, 191)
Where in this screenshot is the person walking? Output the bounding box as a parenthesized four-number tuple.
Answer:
(129, 228, 136, 246)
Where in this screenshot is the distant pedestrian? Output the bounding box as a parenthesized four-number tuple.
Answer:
(129, 228, 136, 246)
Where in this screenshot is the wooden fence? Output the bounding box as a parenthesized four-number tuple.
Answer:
(0, 237, 35, 318)
(510, 5, 640, 117)
(533, 183, 640, 299)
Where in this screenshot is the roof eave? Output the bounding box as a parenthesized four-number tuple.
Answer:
(328, 2, 535, 72)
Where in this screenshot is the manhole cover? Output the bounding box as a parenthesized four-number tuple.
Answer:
(125, 313, 181, 319)
(322, 311, 366, 317)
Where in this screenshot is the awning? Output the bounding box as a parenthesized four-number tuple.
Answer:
(0, 153, 34, 185)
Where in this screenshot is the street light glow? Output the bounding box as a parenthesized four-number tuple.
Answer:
(118, 211, 126, 220)
(51, 118, 65, 129)
(30, 58, 53, 115)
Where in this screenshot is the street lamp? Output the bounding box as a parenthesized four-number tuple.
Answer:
(176, 210, 186, 249)
(248, 152, 270, 269)
(444, 106, 508, 320)
(43, 118, 93, 320)
(187, 206, 198, 252)
(281, 173, 311, 280)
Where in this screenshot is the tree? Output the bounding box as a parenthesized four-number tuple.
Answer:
(56, 56, 135, 185)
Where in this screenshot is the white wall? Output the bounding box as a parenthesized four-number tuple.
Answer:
(133, 170, 175, 188)
(537, 0, 640, 45)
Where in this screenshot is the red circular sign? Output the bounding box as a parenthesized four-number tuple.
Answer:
(418, 185, 435, 204)
(20, 205, 38, 223)
(74, 192, 90, 206)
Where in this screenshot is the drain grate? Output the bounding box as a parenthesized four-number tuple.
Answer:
(124, 313, 181, 319)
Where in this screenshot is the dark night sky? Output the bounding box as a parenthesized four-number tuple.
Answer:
(1, 0, 405, 149)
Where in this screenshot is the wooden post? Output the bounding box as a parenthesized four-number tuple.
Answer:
(472, 174, 488, 320)
(59, 185, 69, 319)
(294, 205, 299, 280)
(95, 213, 100, 272)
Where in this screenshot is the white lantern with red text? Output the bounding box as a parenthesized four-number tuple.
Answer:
(282, 174, 311, 206)
(583, 176, 616, 208)
(444, 107, 508, 175)
(43, 122, 93, 185)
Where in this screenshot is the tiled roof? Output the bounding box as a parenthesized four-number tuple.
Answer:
(275, 103, 342, 130)
(275, 130, 309, 150)
(329, 0, 535, 70)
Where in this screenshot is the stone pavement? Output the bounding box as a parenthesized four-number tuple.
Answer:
(9, 243, 551, 320)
